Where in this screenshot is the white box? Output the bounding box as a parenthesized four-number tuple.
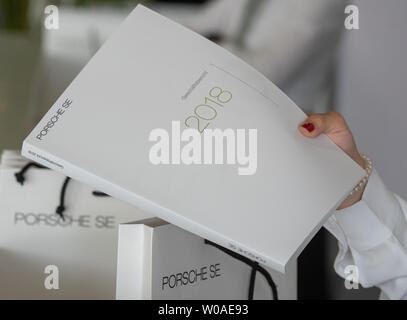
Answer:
(116, 219, 296, 299)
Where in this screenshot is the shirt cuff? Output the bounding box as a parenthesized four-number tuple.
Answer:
(332, 168, 402, 251)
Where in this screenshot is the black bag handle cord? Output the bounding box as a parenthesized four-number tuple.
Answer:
(204, 239, 278, 300)
(14, 162, 46, 185)
(14, 162, 109, 222)
(55, 177, 71, 221)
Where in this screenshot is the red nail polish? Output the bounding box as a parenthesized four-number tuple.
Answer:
(302, 123, 315, 133)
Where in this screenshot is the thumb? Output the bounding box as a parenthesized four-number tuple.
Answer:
(298, 111, 348, 138)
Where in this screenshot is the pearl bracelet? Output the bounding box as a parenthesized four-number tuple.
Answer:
(349, 154, 373, 196)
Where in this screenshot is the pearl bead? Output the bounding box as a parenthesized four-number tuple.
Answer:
(347, 154, 373, 198)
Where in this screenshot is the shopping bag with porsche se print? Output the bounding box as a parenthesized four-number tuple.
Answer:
(0, 150, 151, 299)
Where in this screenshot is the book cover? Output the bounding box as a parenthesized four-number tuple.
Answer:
(22, 5, 365, 272)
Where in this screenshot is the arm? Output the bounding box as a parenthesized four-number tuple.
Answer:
(299, 111, 407, 299)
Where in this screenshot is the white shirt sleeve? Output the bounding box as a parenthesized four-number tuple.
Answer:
(324, 169, 407, 300)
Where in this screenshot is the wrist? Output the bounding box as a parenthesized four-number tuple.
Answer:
(337, 154, 373, 210)
(354, 152, 366, 170)
(337, 185, 365, 210)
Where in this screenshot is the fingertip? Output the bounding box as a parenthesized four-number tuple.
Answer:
(298, 125, 311, 137)
(298, 120, 321, 138)
(301, 122, 316, 133)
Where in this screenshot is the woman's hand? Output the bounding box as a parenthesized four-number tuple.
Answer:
(298, 111, 367, 210)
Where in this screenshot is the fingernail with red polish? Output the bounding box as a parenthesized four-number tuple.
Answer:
(302, 123, 315, 133)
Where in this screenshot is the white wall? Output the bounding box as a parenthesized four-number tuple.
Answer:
(325, 0, 407, 299)
(337, 0, 407, 199)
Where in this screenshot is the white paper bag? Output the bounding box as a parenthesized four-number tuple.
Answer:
(116, 219, 297, 300)
(0, 151, 152, 299)
(0, 150, 28, 168)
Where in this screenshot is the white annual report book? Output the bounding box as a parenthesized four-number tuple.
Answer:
(22, 5, 365, 272)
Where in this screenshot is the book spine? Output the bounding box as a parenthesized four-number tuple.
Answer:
(21, 141, 284, 273)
